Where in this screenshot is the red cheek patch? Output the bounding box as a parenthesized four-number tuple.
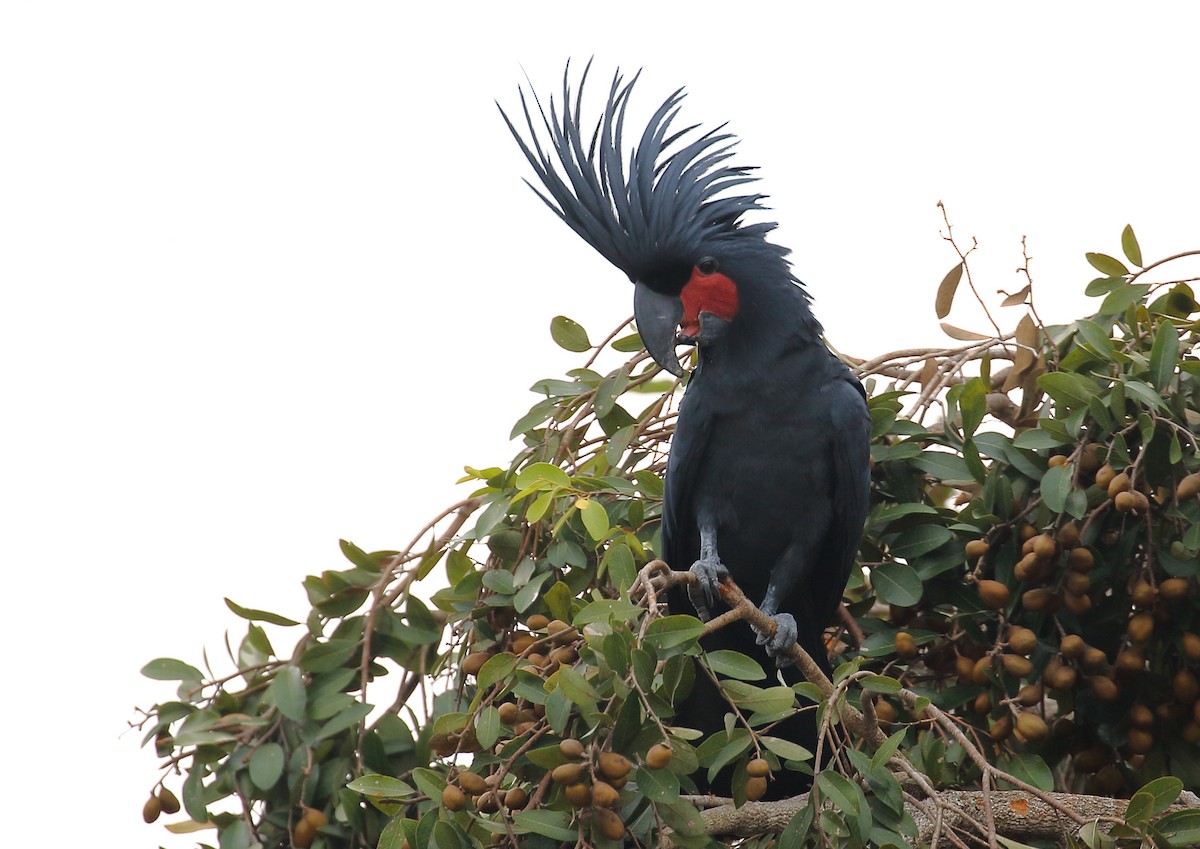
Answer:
(680, 268, 739, 336)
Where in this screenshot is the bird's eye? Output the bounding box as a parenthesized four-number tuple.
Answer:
(697, 257, 719, 275)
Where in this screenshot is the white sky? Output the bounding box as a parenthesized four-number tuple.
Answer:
(3, 3, 1198, 846)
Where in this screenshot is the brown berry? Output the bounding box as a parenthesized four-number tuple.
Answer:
(1082, 647, 1108, 673)
(504, 787, 528, 809)
(1115, 649, 1145, 676)
(498, 702, 520, 724)
(292, 818, 317, 849)
(1016, 681, 1044, 706)
(302, 808, 327, 829)
(1127, 728, 1154, 754)
(1175, 669, 1200, 703)
(1048, 454, 1069, 468)
(645, 743, 673, 770)
(973, 691, 992, 714)
(1183, 633, 1200, 661)
(442, 784, 467, 812)
(1108, 472, 1131, 499)
(142, 794, 162, 824)
(1127, 613, 1155, 642)
(990, 713, 1013, 741)
(1090, 676, 1119, 703)
(1095, 464, 1116, 489)
(1115, 491, 1138, 513)
(526, 613, 550, 630)
(598, 752, 632, 781)
(593, 807, 625, 840)
(894, 631, 918, 659)
(875, 699, 898, 725)
(745, 776, 768, 801)
(1130, 704, 1154, 728)
(747, 757, 771, 778)
(1057, 522, 1081, 548)
(1021, 587, 1056, 612)
(592, 780, 621, 808)
(1049, 666, 1078, 690)
(1131, 580, 1157, 607)
(972, 656, 993, 686)
(1066, 572, 1091, 595)
(1032, 533, 1058, 560)
(977, 580, 1010, 610)
(1064, 592, 1092, 615)
(510, 633, 537, 654)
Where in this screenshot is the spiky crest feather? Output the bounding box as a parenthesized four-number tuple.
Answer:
(499, 62, 780, 291)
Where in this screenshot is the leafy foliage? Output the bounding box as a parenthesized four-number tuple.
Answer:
(135, 225, 1200, 848)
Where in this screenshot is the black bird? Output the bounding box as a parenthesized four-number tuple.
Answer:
(502, 65, 871, 796)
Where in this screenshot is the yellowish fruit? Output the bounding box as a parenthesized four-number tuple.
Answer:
(965, 539, 990, 559)
(894, 631, 918, 659)
(526, 613, 550, 630)
(504, 787, 528, 809)
(157, 789, 180, 815)
(1082, 647, 1108, 673)
(1161, 578, 1190, 601)
(1016, 681, 1044, 706)
(747, 757, 771, 778)
(142, 794, 162, 824)
(1131, 580, 1157, 607)
(592, 807, 625, 840)
(1127, 612, 1154, 642)
(1127, 728, 1154, 754)
(1008, 627, 1038, 656)
(1049, 666, 1078, 690)
(592, 780, 621, 808)
(1090, 676, 1119, 703)
(498, 702, 520, 725)
(442, 784, 467, 812)
(972, 656, 993, 686)
(302, 808, 328, 829)
(1177, 472, 1200, 501)
(553, 763, 585, 784)
(1066, 572, 1091, 594)
(1021, 587, 1056, 612)
(875, 699, 898, 725)
(955, 654, 975, 680)
(1095, 464, 1116, 489)
(1183, 632, 1200, 662)
(564, 782, 592, 807)
(973, 691, 992, 714)
(1001, 654, 1034, 679)
(1175, 669, 1200, 703)
(462, 652, 491, 677)
(559, 738, 585, 759)
(1064, 592, 1092, 615)
(1048, 454, 1069, 468)
(1032, 533, 1058, 560)
(1115, 649, 1145, 676)
(458, 771, 488, 795)
(977, 580, 1011, 609)
(1014, 553, 1043, 583)
(1114, 491, 1138, 513)
(1057, 522, 1081, 548)
(510, 633, 537, 654)
(1130, 704, 1154, 728)
(645, 743, 673, 770)
(990, 713, 1013, 741)
(1015, 712, 1049, 743)
(292, 818, 317, 849)
(745, 776, 768, 802)
(1067, 547, 1095, 572)
(598, 752, 632, 781)
(1061, 634, 1085, 659)
(1108, 472, 1132, 498)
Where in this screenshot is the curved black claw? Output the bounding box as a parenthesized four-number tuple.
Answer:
(687, 557, 729, 622)
(755, 612, 799, 667)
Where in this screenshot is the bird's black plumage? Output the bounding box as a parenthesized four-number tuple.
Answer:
(503, 64, 871, 798)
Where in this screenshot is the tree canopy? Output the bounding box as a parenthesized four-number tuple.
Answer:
(137, 220, 1200, 849)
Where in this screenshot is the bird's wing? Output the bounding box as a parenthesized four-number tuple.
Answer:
(660, 385, 712, 570)
(823, 368, 872, 591)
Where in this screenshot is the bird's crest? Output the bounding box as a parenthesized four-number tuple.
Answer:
(500, 62, 775, 289)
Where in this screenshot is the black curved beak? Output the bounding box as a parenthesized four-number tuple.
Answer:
(633, 282, 684, 377)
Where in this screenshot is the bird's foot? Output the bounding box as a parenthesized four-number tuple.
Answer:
(686, 556, 729, 622)
(755, 613, 798, 667)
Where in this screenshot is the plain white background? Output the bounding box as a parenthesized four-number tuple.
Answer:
(3, 3, 1198, 845)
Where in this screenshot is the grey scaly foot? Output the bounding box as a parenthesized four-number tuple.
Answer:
(755, 612, 798, 667)
(687, 555, 729, 621)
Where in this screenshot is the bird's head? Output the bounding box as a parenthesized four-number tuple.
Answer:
(500, 63, 802, 376)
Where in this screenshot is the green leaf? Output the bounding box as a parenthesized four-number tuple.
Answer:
(1099, 283, 1151, 315)
(513, 810, 578, 842)
(577, 497, 610, 542)
(347, 774, 415, 798)
(299, 640, 357, 673)
(477, 652, 518, 692)
(1037, 371, 1096, 410)
(705, 650, 767, 682)
(644, 615, 706, 651)
(550, 315, 591, 352)
(861, 675, 902, 694)
(1085, 276, 1126, 297)
(544, 581, 571, 622)
(224, 598, 301, 627)
(475, 705, 501, 750)
(958, 377, 987, 437)
(912, 451, 974, 484)
(554, 664, 599, 707)
(1040, 464, 1074, 513)
(272, 667, 310, 719)
(872, 562, 924, 607)
(1086, 251, 1129, 277)
(141, 657, 203, 682)
(935, 263, 964, 319)
(1136, 775, 1183, 815)
(999, 753, 1054, 791)
(514, 462, 572, 491)
(1149, 322, 1180, 391)
(722, 682, 796, 715)
(759, 735, 812, 763)
(1121, 224, 1142, 267)
(248, 743, 285, 790)
(611, 331, 643, 352)
(871, 729, 907, 772)
(634, 765, 681, 803)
